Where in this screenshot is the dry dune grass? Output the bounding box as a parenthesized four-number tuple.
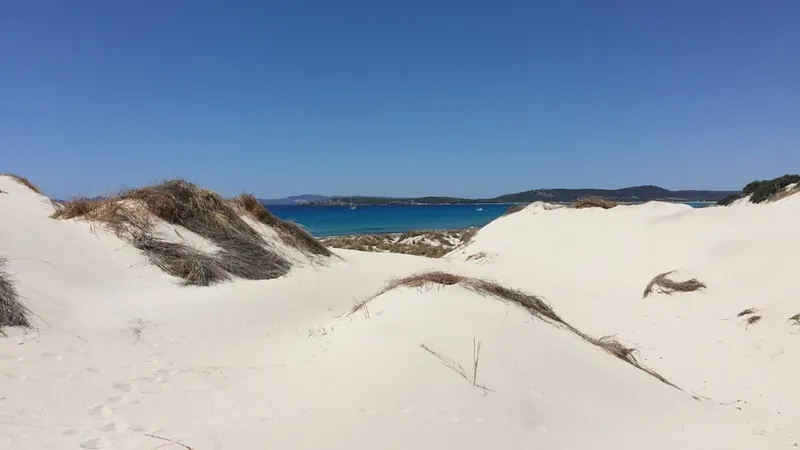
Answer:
(2, 173, 43, 195)
(52, 179, 297, 285)
(502, 203, 529, 216)
(231, 194, 331, 257)
(737, 308, 757, 317)
(130, 235, 231, 286)
(1, 256, 30, 331)
(643, 270, 707, 298)
(769, 184, 800, 202)
(571, 196, 618, 209)
(360, 271, 677, 388)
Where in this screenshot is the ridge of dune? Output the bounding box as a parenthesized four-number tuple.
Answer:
(1, 175, 798, 449)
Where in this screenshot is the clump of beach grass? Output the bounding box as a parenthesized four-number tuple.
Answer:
(643, 270, 707, 298)
(1, 256, 31, 331)
(323, 229, 471, 258)
(359, 271, 677, 388)
(502, 203, 529, 216)
(737, 308, 757, 317)
(52, 179, 298, 285)
(787, 313, 800, 327)
(465, 252, 488, 262)
(2, 173, 43, 195)
(745, 315, 762, 329)
(231, 194, 331, 257)
(571, 196, 618, 209)
(131, 234, 230, 286)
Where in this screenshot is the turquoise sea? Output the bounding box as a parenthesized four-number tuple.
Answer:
(268, 202, 712, 238)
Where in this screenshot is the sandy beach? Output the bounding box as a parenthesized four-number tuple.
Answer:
(1, 175, 799, 449)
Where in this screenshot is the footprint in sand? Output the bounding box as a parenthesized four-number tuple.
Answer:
(4, 373, 27, 381)
(112, 380, 141, 393)
(80, 435, 110, 449)
(139, 374, 168, 384)
(88, 405, 114, 417)
(360, 408, 377, 416)
(41, 352, 64, 361)
(101, 419, 130, 433)
(105, 395, 136, 406)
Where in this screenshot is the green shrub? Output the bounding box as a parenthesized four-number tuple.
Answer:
(743, 174, 800, 204)
(717, 194, 741, 206)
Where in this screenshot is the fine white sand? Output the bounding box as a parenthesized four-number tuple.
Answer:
(1, 175, 798, 449)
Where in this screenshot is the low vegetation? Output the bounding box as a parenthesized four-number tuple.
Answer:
(743, 174, 800, 204)
(717, 194, 742, 206)
(745, 315, 762, 329)
(358, 271, 678, 388)
(1, 256, 30, 331)
(501, 203, 529, 216)
(51, 179, 309, 285)
(788, 313, 800, 327)
(571, 196, 618, 209)
(232, 194, 331, 256)
(465, 251, 488, 262)
(2, 173, 43, 195)
(719, 174, 800, 205)
(322, 229, 475, 258)
(643, 270, 706, 298)
(737, 308, 757, 317)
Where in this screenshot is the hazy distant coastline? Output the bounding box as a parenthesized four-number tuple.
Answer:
(271, 185, 737, 206)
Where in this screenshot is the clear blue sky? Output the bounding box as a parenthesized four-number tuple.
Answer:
(2, 1, 798, 199)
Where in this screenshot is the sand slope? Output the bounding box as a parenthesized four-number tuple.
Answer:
(1, 176, 797, 449)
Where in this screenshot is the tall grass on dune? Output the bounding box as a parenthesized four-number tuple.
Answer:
(358, 271, 678, 389)
(232, 194, 331, 257)
(1, 256, 30, 331)
(131, 234, 231, 286)
(52, 179, 297, 285)
(502, 203, 529, 216)
(571, 196, 618, 209)
(2, 173, 43, 195)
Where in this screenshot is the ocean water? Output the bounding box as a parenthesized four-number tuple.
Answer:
(268, 202, 712, 237)
(268, 204, 510, 237)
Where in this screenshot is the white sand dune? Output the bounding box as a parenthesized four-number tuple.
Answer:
(1, 175, 797, 449)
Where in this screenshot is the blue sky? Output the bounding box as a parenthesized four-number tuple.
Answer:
(2, 1, 798, 199)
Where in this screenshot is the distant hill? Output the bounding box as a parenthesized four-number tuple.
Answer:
(309, 186, 738, 206)
(258, 194, 330, 205)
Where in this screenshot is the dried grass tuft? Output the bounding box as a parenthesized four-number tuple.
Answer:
(2, 173, 43, 195)
(737, 308, 757, 317)
(232, 194, 331, 257)
(1, 257, 31, 330)
(643, 270, 706, 298)
(459, 228, 478, 245)
(465, 252, 488, 262)
(131, 234, 230, 286)
(51, 179, 296, 285)
(746, 315, 762, 328)
(363, 271, 676, 388)
(123, 180, 260, 244)
(502, 204, 529, 216)
(571, 196, 618, 209)
(769, 184, 800, 202)
(53, 198, 152, 239)
(788, 313, 800, 327)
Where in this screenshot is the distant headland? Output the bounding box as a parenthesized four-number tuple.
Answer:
(263, 185, 739, 206)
